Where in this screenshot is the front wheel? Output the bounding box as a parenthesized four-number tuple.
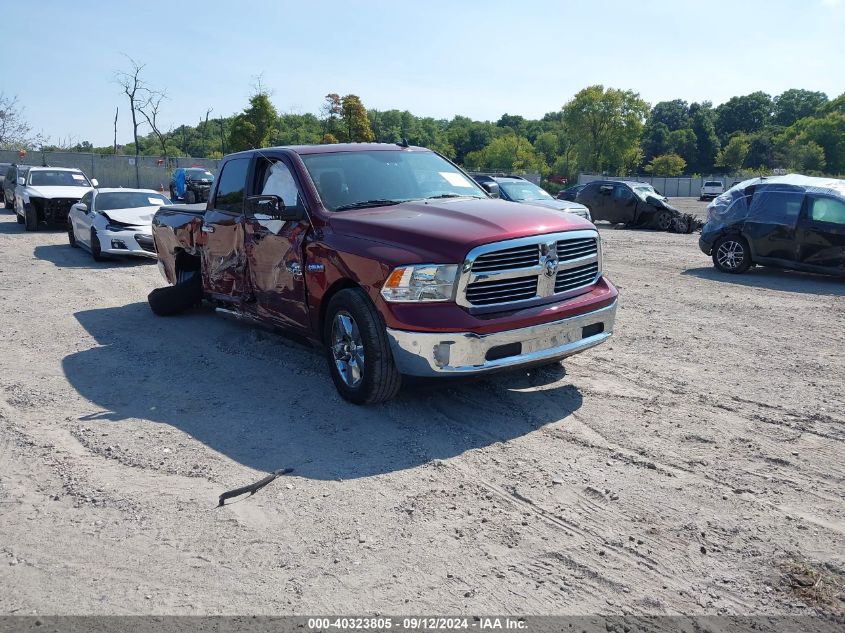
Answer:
(712, 235, 752, 274)
(24, 205, 38, 231)
(90, 228, 106, 261)
(653, 210, 673, 231)
(324, 288, 401, 405)
(68, 220, 78, 247)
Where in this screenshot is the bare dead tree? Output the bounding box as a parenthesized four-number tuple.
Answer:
(0, 93, 42, 150)
(113, 106, 119, 154)
(138, 89, 169, 160)
(115, 55, 147, 187)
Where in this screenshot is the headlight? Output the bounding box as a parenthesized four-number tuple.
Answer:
(381, 264, 459, 302)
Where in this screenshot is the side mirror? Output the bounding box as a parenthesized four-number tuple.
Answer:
(480, 181, 500, 198)
(18, 177, 25, 186)
(244, 195, 303, 221)
(91, 179, 99, 188)
(76, 203, 88, 213)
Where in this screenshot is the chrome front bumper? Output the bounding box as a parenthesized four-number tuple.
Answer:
(386, 301, 616, 377)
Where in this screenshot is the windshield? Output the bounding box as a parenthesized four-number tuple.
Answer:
(300, 150, 486, 211)
(29, 170, 91, 187)
(186, 169, 214, 180)
(704, 181, 723, 187)
(499, 180, 553, 201)
(96, 192, 170, 210)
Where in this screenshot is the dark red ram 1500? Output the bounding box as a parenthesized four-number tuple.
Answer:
(149, 143, 618, 404)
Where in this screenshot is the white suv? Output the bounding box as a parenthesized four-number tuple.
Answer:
(14, 167, 97, 231)
(699, 180, 725, 201)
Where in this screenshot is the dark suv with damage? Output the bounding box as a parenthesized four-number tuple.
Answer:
(148, 144, 618, 404)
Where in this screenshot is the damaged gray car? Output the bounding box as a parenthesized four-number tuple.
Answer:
(576, 180, 699, 233)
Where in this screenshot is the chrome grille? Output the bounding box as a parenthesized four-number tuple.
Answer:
(458, 230, 601, 309)
(465, 276, 538, 306)
(471, 244, 540, 272)
(555, 262, 599, 293)
(556, 237, 597, 262)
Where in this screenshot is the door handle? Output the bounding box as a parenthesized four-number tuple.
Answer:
(201, 224, 215, 233)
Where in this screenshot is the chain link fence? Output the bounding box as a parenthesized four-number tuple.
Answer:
(0, 150, 220, 191)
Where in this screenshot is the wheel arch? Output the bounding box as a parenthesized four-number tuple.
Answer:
(317, 279, 365, 343)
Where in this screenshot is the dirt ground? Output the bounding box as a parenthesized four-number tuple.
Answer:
(0, 199, 842, 617)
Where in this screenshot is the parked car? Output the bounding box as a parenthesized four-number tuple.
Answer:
(0, 162, 11, 205)
(14, 167, 97, 231)
(700, 180, 725, 201)
(471, 174, 592, 220)
(148, 144, 618, 404)
(699, 174, 845, 275)
(67, 188, 171, 261)
(3, 164, 32, 210)
(556, 184, 586, 201)
(576, 180, 696, 233)
(169, 167, 214, 203)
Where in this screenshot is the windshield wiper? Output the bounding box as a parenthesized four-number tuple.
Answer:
(335, 199, 403, 211)
(424, 194, 484, 200)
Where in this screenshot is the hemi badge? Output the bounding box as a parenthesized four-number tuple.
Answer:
(306, 263, 325, 273)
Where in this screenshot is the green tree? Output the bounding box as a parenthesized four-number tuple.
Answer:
(688, 102, 720, 173)
(464, 134, 546, 173)
(645, 153, 687, 176)
(228, 92, 278, 151)
(715, 92, 773, 141)
(649, 99, 690, 131)
(561, 85, 649, 174)
(773, 89, 828, 127)
(668, 128, 697, 164)
(784, 140, 826, 173)
(716, 134, 751, 172)
(339, 95, 374, 142)
(781, 111, 845, 174)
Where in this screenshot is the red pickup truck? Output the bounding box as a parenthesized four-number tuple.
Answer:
(149, 144, 618, 404)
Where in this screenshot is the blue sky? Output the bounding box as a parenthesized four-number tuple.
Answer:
(3, 0, 844, 146)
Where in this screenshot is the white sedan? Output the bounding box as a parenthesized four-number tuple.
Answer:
(67, 188, 171, 261)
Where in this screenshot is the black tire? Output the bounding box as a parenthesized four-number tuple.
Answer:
(653, 210, 673, 231)
(323, 288, 401, 405)
(169, 187, 177, 201)
(15, 208, 23, 224)
(24, 205, 38, 231)
(147, 274, 203, 316)
(712, 235, 752, 274)
(185, 190, 196, 204)
(90, 228, 106, 261)
(67, 220, 78, 248)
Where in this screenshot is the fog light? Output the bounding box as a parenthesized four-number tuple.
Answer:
(111, 239, 127, 249)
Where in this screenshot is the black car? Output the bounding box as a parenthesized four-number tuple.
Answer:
(169, 167, 215, 203)
(556, 184, 586, 201)
(3, 164, 32, 210)
(471, 174, 592, 220)
(576, 180, 695, 233)
(699, 175, 845, 275)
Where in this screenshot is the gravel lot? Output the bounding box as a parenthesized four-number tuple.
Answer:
(0, 199, 842, 617)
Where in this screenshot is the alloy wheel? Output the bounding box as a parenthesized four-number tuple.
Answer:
(716, 239, 745, 270)
(331, 311, 365, 388)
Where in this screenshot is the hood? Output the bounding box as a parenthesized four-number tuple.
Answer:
(328, 197, 594, 262)
(26, 186, 89, 199)
(101, 206, 157, 226)
(519, 198, 589, 213)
